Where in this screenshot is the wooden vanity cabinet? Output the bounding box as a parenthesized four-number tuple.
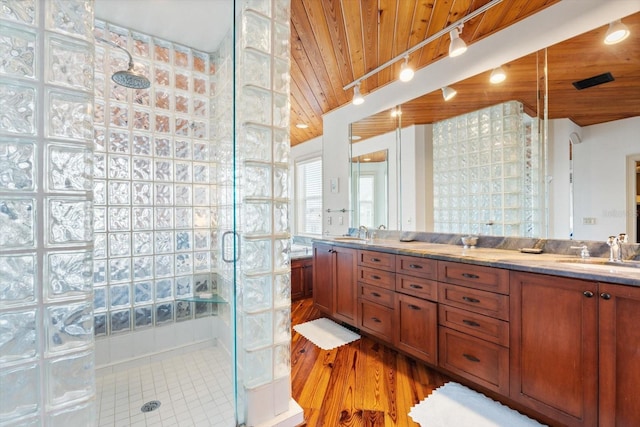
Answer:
(598, 283, 640, 427)
(291, 257, 312, 301)
(437, 261, 510, 394)
(510, 271, 598, 427)
(357, 250, 396, 341)
(394, 256, 439, 365)
(312, 242, 357, 323)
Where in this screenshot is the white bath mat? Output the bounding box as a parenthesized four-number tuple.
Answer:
(409, 382, 547, 427)
(293, 318, 360, 350)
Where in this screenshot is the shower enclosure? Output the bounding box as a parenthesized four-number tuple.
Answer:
(0, 1, 293, 425)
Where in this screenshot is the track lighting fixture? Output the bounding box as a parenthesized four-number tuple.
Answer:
(441, 86, 457, 101)
(604, 19, 630, 45)
(342, 0, 502, 97)
(448, 26, 467, 57)
(489, 66, 506, 84)
(352, 82, 364, 105)
(399, 56, 414, 82)
(390, 106, 402, 117)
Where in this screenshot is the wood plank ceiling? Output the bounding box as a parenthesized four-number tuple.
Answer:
(289, 0, 562, 146)
(291, 0, 640, 146)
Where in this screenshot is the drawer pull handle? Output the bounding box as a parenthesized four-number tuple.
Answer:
(461, 273, 480, 279)
(409, 284, 423, 289)
(409, 264, 423, 269)
(601, 293, 611, 300)
(371, 292, 381, 297)
(463, 353, 480, 363)
(462, 296, 481, 303)
(583, 291, 594, 298)
(408, 304, 421, 311)
(371, 275, 381, 280)
(371, 258, 381, 262)
(371, 317, 382, 323)
(462, 319, 481, 327)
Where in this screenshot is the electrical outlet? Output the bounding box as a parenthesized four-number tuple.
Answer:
(327, 216, 332, 225)
(583, 217, 597, 225)
(339, 216, 343, 225)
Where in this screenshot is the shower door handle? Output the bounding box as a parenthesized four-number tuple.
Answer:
(222, 231, 241, 263)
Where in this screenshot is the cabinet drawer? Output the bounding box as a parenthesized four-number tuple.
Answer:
(358, 250, 395, 271)
(359, 300, 394, 340)
(438, 261, 509, 294)
(358, 266, 395, 290)
(438, 283, 509, 321)
(439, 304, 509, 347)
(439, 327, 509, 394)
(396, 256, 438, 279)
(359, 283, 395, 308)
(396, 274, 437, 301)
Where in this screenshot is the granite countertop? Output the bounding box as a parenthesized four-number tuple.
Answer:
(315, 237, 640, 287)
(290, 244, 312, 260)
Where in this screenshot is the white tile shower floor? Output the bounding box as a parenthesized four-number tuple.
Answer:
(96, 347, 236, 427)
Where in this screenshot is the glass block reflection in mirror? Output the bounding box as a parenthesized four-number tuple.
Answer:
(432, 101, 542, 237)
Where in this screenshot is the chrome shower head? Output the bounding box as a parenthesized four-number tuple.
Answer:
(96, 37, 150, 89)
(112, 66, 151, 89)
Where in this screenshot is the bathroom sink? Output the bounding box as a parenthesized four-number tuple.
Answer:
(556, 259, 640, 268)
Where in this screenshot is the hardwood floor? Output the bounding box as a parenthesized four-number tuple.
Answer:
(291, 298, 452, 426)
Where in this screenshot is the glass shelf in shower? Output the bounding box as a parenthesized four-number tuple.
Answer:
(177, 294, 227, 304)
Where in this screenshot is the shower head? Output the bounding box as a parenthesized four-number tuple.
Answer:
(96, 37, 150, 89)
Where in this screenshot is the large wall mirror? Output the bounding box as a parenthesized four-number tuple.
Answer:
(349, 11, 640, 242)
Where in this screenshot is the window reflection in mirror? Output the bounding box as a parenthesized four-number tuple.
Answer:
(350, 150, 388, 230)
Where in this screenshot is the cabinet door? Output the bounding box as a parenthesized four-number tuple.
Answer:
(510, 271, 598, 427)
(599, 283, 640, 427)
(312, 243, 333, 314)
(333, 246, 358, 324)
(396, 293, 438, 365)
(302, 259, 313, 298)
(290, 259, 304, 301)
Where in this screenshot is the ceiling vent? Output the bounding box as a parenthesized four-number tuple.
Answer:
(572, 72, 614, 90)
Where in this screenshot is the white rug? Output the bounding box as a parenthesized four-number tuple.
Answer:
(409, 382, 547, 427)
(293, 318, 361, 350)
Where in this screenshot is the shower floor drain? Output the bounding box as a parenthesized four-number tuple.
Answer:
(140, 400, 161, 413)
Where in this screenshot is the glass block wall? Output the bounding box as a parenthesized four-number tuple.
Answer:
(214, 1, 292, 424)
(91, 20, 217, 337)
(432, 101, 543, 237)
(0, 0, 96, 424)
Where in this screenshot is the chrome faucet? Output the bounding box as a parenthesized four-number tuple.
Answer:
(377, 224, 386, 230)
(607, 236, 622, 263)
(358, 225, 369, 240)
(570, 245, 590, 259)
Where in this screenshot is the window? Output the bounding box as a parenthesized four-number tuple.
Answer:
(295, 157, 322, 235)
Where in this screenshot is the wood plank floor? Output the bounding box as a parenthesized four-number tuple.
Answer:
(291, 298, 452, 427)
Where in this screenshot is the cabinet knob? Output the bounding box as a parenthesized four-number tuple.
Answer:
(600, 293, 611, 300)
(583, 291, 594, 298)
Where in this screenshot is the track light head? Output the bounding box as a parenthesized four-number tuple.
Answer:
(604, 19, 630, 45)
(448, 26, 467, 57)
(352, 82, 364, 105)
(441, 86, 457, 101)
(489, 66, 506, 84)
(399, 56, 414, 82)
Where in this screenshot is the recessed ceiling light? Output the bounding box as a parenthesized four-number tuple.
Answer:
(350, 135, 362, 141)
(295, 123, 308, 129)
(604, 20, 630, 45)
(489, 66, 506, 84)
(363, 157, 371, 162)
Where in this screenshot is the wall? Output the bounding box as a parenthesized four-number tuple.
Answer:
(319, 0, 639, 236)
(0, 0, 96, 424)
